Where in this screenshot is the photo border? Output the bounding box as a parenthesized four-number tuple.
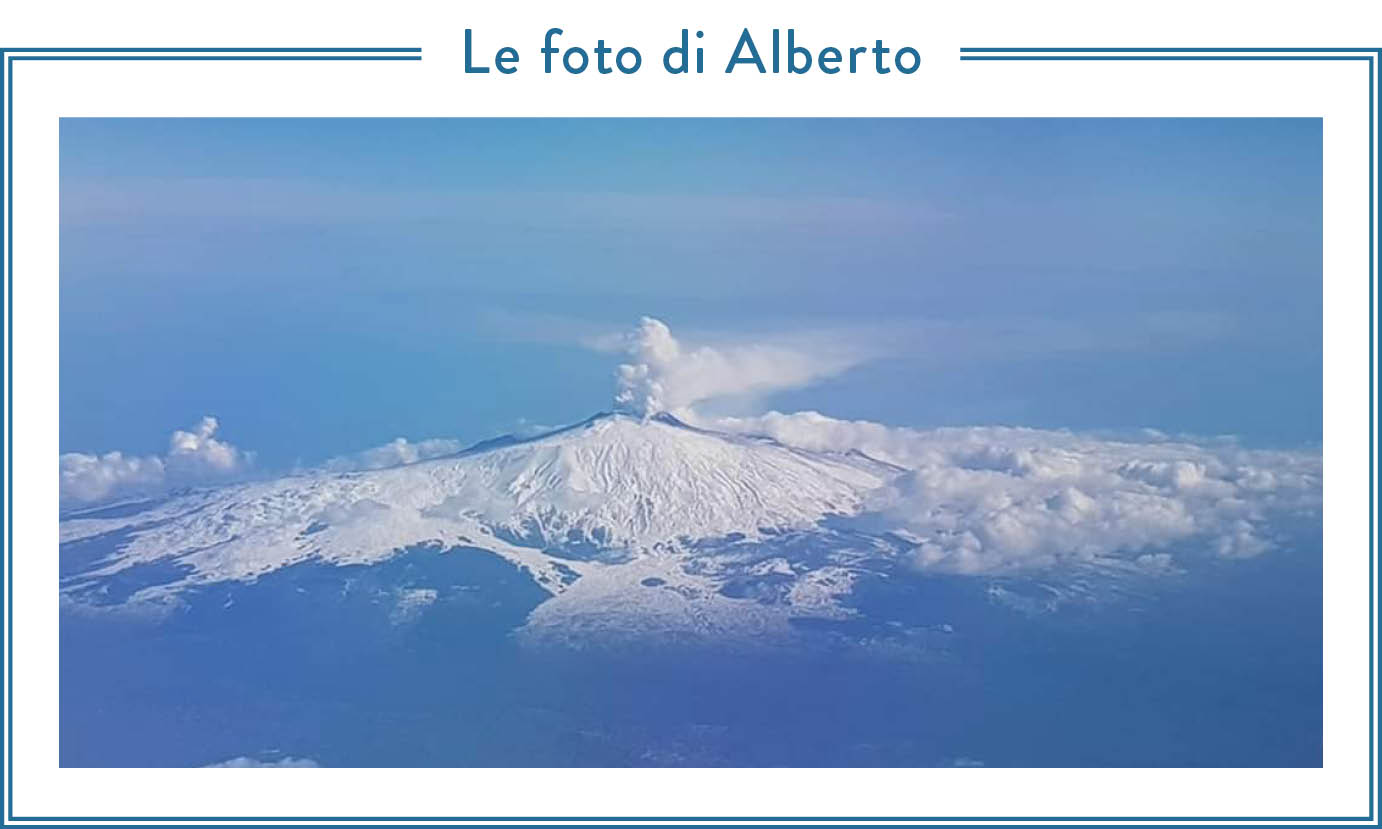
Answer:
(1, 45, 1376, 824)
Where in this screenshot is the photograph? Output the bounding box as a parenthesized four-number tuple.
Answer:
(57, 117, 1323, 769)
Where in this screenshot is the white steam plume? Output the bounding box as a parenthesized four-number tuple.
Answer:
(613, 317, 865, 416)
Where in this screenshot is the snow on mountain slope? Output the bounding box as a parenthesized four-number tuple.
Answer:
(60, 412, 903, 619)
(444, 412, 897, 549)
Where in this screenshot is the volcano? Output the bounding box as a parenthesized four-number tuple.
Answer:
(60, 411, 912, 640)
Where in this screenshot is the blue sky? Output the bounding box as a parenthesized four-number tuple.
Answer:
(60, 118, 1321, 467)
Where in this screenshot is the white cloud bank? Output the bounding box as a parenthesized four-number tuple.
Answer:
(62, 422, 473, 505)
(60, 416, 253, 505)
(689, 409, 1320, 575)
(602, 317, 1315, 575)
(600, 318, 1319, 575)
(613, 317, 866, 416)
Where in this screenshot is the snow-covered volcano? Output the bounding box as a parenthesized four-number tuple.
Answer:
(61, 412, 908, 637)
(420, 411, 899, 551)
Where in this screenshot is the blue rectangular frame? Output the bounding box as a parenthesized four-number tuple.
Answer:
(1, 44, 1376, 823)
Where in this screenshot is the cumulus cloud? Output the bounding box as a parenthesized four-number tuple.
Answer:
(58, 451, 166, 504)
(613, 317, 867, 416)
(60, 416, 253, 505)
(62, 423, 474, 506)
(165, 416, 250, 477)
(323, 436, 464, 472)
(690, 409, 1321, 575)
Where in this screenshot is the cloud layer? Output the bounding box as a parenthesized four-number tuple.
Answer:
(690, 410, 1320, 575)
(62, 423, 476, 505)
(613, 317, 866, 416)
(60, 416, 253, 505)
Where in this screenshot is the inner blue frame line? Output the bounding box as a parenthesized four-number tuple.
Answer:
(3, 44, 12, 829)
(1369, 47, 1378, 828)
